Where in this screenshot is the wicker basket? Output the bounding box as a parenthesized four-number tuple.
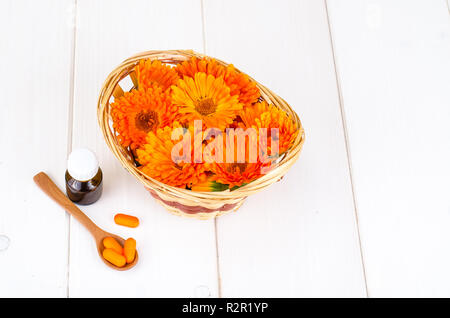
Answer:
(97, 50, 305, 219)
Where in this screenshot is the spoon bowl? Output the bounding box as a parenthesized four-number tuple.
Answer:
(33, 171, 138, 271)
(95, 231, 138, 271)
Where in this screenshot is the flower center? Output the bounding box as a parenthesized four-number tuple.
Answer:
(135, 110, 159, 132)
(195, 97, 217, 116)
(228, 162, 248, 173)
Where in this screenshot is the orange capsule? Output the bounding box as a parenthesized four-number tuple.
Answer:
(102, 248, 126, 267)
(114, 213, 139, 228)
(103, 237, 123, 255)
(124, 238, 136, 264)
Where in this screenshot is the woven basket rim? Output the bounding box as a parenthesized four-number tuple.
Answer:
(97, 49, 305, 202)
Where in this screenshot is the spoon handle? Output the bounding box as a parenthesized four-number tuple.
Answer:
(33, 172, 103, 237)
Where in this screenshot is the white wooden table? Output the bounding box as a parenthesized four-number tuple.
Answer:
(1, 0, 449, 297)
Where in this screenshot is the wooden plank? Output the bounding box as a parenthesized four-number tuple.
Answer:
(203, 0, 367, 297)
(0, 0, 74, 297)
(68, 0, 218, 297)
(326, 0, 450, 296)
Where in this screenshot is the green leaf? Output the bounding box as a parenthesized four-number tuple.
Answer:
(210, 181, 230, 192)
(230, 183, 248, 191)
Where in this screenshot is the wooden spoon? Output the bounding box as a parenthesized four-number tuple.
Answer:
(33, 171, 138, 271)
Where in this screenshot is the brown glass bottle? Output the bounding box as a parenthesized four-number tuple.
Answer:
(65, 168, 103, 205)
(65, 148, 103, 205)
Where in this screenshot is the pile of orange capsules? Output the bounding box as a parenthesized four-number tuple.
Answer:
(102, 214, 139, 268)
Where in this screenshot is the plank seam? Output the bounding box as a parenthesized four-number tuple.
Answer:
(200, 0, 222, 298)
(200, 0, 207, 54)
(324, 0, 369, 297)
(214, 218, 222, 298)
(66, 0, 78, 298)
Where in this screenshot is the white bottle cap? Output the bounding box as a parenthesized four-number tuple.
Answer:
(67, 148, 99, 181)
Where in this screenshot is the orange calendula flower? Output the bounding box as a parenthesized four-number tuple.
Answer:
(176, 57, 260, 107)
(189, 175, 229, 192)
(223, 64, 260, 107)
(190, 177, 214, 192)
(111, 85, 178, 150)
(136, 124, 208, 188)
(210, 161, 271, 189)
(171, 72, 243, 130)
(135, 59, 179, 91)
(205, 131, 272, 189)
(240, 101, 298, 155)
(239, 101, 269, 127)
(176, 57, 226, 78)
